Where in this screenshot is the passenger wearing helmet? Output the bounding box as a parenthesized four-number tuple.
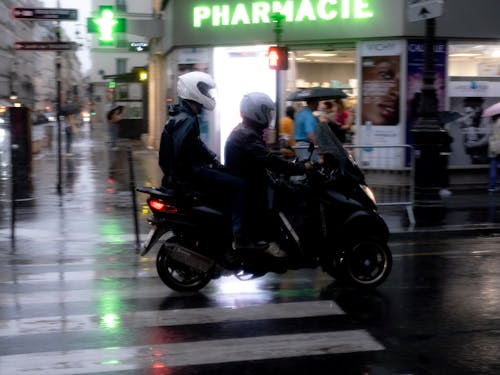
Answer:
(159, 72, 264, 256)
(225, 92, 310, 253)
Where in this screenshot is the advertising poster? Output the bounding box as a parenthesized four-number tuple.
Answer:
(406, 40, 447, 141)
(448, 81, 500, 166)
(359, 41, 403, 168)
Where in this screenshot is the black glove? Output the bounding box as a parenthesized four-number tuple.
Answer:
(211, 159, 226, 171)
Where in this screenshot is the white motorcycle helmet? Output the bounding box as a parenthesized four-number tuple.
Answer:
(240, 92, 276, 127)
(177, 71, 216, 111)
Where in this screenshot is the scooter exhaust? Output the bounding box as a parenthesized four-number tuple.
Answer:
(165, 244, 215, 273)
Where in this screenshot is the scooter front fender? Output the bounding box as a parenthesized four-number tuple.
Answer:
(342, 210, 389, 242)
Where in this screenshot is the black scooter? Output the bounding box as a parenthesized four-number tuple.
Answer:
(137, 124, 392, 292)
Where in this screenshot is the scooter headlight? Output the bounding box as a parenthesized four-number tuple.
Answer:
(361, 184, 376, 204)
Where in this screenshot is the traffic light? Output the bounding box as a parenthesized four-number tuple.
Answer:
(87, 6, 126, 46)
(138, 70, 148, 81)
(268, 46, 289, 70)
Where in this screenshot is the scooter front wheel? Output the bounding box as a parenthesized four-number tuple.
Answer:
(156, 241, 213, 292)
(343, 240, 392, 288)
(325, 239, 392, 288)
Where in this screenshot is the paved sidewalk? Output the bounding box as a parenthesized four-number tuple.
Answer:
(1, 123, 500, 248)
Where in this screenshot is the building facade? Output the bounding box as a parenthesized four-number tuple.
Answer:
(141, 0, 500, 175)
(88, 0, 152, 126)
(0, 0, 84, 114)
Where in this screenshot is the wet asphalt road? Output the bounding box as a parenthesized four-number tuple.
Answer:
(1, 232, 500, 374)
(1, 125, 500, 374)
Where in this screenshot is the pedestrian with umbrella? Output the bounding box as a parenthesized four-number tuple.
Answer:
(482, 102, 500, 192)
(107, 105, 124, 150)
(287, 87, 347, 160)
(60, 104, 81, 156)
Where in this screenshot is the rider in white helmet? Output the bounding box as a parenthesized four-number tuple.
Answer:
(159, 72, 266, 258)
(225, 92, 310, 255)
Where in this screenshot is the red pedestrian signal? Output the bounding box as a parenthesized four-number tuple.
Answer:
(268, 46, 288, 70)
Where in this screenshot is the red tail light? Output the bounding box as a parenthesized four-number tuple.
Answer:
(148, 198, 178, 213)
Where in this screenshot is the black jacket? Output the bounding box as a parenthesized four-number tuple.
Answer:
(159, 101, 216, 183)
(224, 120, 304, 188)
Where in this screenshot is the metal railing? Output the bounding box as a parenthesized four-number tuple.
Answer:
(293, 143, 415, 225)
(345, 144, 415, 225)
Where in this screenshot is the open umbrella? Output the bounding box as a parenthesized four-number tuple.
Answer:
(107, 105, 124, 120)
(437, 111, 462, 124)
(287, 87, 347, 102)
(0, 99, 12, 107)
(60, 103, 81, 115)
(482, 102, 500, 118)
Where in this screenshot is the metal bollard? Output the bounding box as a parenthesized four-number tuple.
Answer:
(127, 148, 141, 251)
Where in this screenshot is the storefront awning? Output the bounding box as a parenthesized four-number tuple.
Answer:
(0, 99, 12, 107)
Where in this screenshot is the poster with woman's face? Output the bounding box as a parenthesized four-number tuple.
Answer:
(361, 55, 400, 125)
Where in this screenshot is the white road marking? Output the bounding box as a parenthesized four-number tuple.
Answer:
(0, 330, 384, 374)
(0, 300, 344, 336)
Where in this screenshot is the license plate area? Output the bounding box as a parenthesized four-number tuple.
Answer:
(142, 226, 158, 252)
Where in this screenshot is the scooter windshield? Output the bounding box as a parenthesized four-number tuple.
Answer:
(314, 122, 365, 183)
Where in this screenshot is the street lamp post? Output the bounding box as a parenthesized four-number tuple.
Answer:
(411, 17, 447, 223)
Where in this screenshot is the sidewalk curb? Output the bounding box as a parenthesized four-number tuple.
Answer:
(390, 222, 500, 241)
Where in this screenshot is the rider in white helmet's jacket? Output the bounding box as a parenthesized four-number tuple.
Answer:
(224, 92, 309, 249)
(159, 72, 267, 257)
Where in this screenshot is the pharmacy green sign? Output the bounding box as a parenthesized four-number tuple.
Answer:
(193, 0, 374, 28)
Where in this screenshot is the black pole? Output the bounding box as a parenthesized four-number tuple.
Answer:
(56, 22, 63, 194)
(127, 148, 141, 251)
(411, 17, 447, 223)
(271, 13, 285, 151)
(10, 144, 18, 241)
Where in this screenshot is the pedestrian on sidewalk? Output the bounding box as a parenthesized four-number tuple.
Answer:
(107, 105, 124, 150)
(64, 113, 76, 155)
(487, 114, 500, 192)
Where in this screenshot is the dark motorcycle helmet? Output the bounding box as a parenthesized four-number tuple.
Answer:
(240, 92, 276, 130)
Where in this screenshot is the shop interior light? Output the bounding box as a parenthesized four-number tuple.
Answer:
(304, 53, 337, 57)
(492, 50, 500, 58)
(449, 53, 482, 57)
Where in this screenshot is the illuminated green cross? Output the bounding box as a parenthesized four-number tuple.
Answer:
(94, 9, 117, 42)
(87, 6, 126, 46)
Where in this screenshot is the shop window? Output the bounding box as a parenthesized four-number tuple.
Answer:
(116, 58, 127, 75)
(116, 34, 128, 49)
(117, 83, 129, 100)
(115, 0, 127, 12)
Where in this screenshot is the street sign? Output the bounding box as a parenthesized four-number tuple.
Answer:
(13, 41, 78, 51)
(129, 42, 149, 52)
(11, 7, 78, 21)
(407, 0, 444, 22)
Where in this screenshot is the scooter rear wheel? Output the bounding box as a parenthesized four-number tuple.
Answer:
(156, 241, 213, 292)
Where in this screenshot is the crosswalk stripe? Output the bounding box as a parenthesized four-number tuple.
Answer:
(0, 283, 175, 307)
(0, 268, 158, 284)
(0, 229, 146, 243)
(0, 300, 344, 337)
(0, 330, 384, 374)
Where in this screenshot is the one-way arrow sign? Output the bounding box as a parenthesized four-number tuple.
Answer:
(407, 0, 444, 22)
(11, 7, 78, 21)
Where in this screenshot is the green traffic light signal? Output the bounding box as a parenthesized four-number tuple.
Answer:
(87, 6, 126, 46)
